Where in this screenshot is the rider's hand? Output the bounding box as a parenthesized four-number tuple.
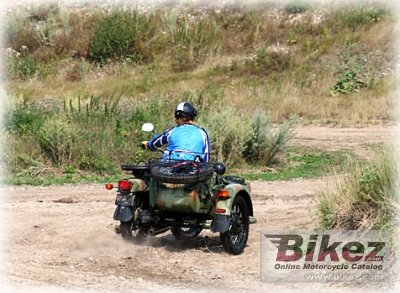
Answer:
(141, 141, 149, 149)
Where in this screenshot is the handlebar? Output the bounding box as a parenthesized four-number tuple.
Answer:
(141, 141, 164, 154)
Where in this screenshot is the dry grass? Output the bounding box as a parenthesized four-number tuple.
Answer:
(4, 2, 395, 125)
(5, 66, 394, 125)
(318, 147, 398, 231)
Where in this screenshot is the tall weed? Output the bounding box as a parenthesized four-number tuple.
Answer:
(170, 15, 219, 71)
(318, 147, 397, 231)
(38, 118, 78, 166)
(5, 8, 40, 52)
(333, 3, 390, 32)
(199, 107, 251, 166)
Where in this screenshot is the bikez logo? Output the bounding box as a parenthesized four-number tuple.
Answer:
(265, 234, 385, 262)
(260, 231, 390, 282)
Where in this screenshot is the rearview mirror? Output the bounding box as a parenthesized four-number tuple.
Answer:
(141, 123, 155, 133)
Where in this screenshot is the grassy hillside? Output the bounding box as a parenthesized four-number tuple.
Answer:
(2, 0, 396, 184)
(5, 1, 395, 123)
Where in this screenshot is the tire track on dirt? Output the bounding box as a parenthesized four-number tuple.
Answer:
(0, 177, 335, 292)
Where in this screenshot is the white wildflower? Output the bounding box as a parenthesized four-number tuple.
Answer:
(5, 47, 13, 56)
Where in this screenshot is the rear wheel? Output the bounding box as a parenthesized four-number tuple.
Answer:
(171, 226, 202, 241)
(220, 195, 250, 255)
(119, 220, 147, 243)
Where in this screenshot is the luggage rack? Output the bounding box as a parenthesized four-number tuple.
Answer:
(120, 163, 150, 179)
(149, 160, 214, 184)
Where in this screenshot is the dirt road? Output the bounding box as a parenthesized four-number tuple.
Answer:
(1, 126, 396, 293)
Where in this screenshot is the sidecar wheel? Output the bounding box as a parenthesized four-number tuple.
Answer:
(220, 195, 250, 255)
(119, 220, 147, 243)
(171, 226, 202, 241)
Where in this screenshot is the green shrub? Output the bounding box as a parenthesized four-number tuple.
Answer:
(88, 10, 148, 62)
(242, 111, 296, 166)
(330, 70, 367, 95)
(249, 46, 291, 75)
(318, 148, 397, 231)
(330, 42, 383, 95)
(284, 1, 311, 14)
(6, 48, 37, 80)
(253, 46, 270, 70)
(6, 103, 46, 135)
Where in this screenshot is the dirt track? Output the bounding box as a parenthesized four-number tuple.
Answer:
(2, 126, 397, 293)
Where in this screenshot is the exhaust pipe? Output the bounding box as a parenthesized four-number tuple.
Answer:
(147, 227, 172, 236)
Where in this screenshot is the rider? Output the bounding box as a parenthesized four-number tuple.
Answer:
(142, 102, 210, 162)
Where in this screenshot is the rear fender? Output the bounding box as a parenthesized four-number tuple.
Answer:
(210, 184, 254, 233)
(131, 179, 148, 192)
(213, 184, 253, 216)
(113, 205, 133, 222)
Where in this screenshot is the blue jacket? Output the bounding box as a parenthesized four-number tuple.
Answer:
(148, 124, 210, 162)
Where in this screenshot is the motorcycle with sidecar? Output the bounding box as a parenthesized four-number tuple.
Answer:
(105, 123, 256, 255)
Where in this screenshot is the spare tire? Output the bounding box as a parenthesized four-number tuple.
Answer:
(150, 161, 214, 184)
(121, 163, 150, 179)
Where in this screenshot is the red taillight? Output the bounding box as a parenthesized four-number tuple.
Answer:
(105, 183, 114, 190)
(216, 208, 226, 213)
(118, 180, 132, 191)
(217, 189, 230, 199)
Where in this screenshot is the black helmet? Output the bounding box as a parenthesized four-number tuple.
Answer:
(213, 162, 226, 175)
(175, 102, 197, 119)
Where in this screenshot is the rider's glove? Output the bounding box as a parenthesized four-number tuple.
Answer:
(141, 141, 149, 149)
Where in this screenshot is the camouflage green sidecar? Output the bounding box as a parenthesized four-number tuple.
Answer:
(108, 160, 256, 255)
